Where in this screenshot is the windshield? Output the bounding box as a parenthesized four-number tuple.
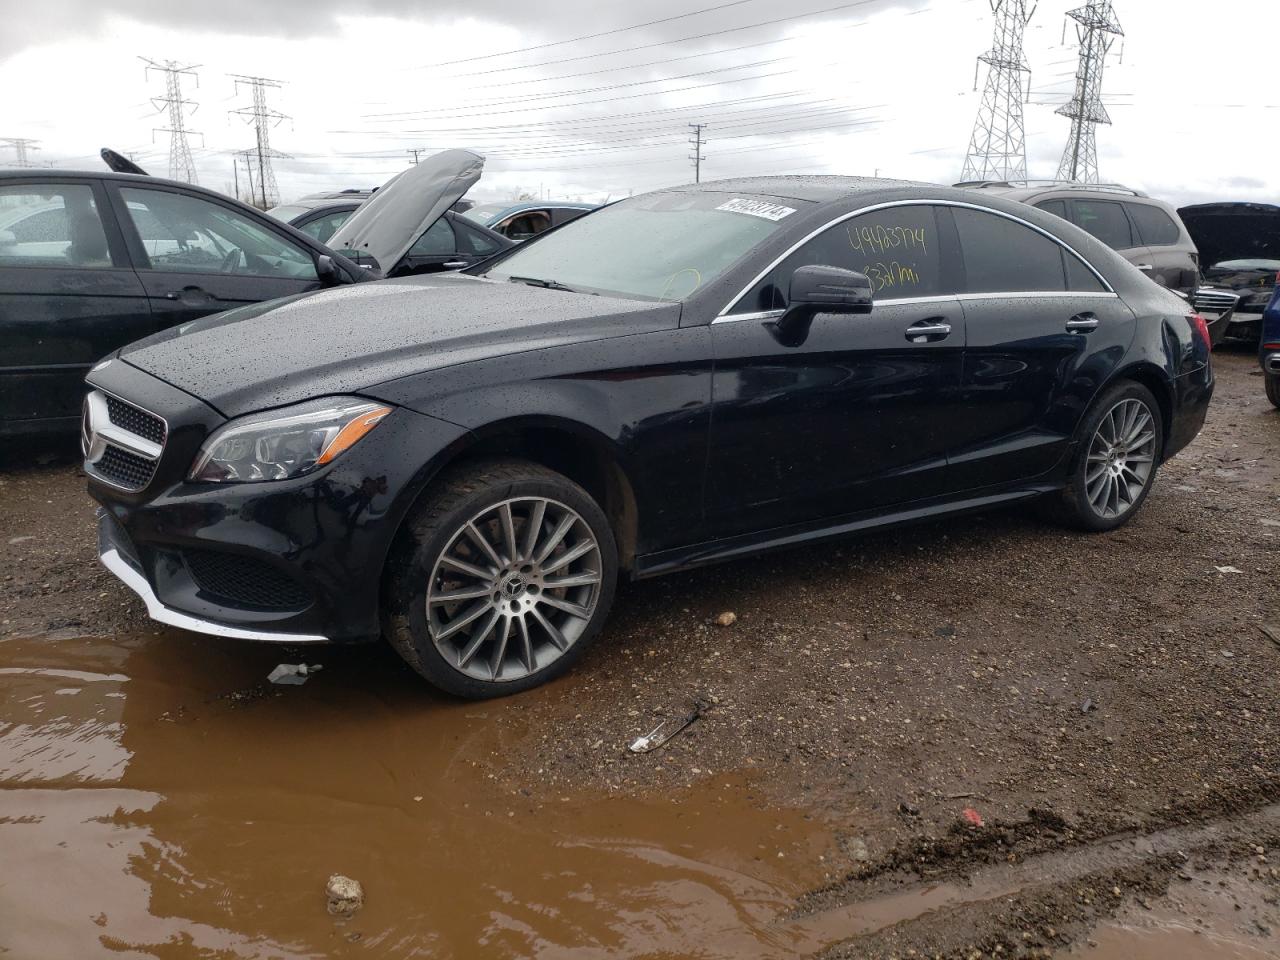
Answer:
(459, 203, 509, 226)
(481, 191, 798, 300)
(1209, 259, 1280, 272)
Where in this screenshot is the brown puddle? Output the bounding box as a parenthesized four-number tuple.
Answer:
(0, 630, 833, 959)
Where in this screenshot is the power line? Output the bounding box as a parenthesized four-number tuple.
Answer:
(960, 0, 1035, 183)
(432, 0, 763, 67)
(1055, 0, 1123, 183)
(141, 57, 202, 183)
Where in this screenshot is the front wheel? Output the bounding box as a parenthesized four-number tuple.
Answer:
(1056, 382, 1164, 531)
(1266, 373, 1280, 410)
(383, 460, 618, 698)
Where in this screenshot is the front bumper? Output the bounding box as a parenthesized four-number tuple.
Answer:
(87, 362, 472, 644)
(98, 510, 328, 643)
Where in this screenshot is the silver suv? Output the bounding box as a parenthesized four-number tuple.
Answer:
(956, 181, 1199, 296)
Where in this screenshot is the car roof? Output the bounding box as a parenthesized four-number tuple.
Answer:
(662, 175, 937, 204)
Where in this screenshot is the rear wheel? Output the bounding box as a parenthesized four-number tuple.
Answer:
(1056, 381, 1164, 531)
(1266, 373, 1280, 410)
(383, 459, 617, 698)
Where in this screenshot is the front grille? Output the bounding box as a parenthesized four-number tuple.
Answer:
(183, 549, 311, 610)
(105, 395, 166, 445)
(96, 444, 158, 490)
(1193, 289, 1240, 312)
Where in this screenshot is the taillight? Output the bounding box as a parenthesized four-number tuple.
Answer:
(1189, 313, 1211, 350)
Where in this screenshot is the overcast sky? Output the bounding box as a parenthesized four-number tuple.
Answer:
(0, 0, 1273, 207)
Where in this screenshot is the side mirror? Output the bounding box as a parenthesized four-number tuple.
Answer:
(787, 264, 873, 317)
(316, 254, 340, 285)
(769, 265, 873, 347)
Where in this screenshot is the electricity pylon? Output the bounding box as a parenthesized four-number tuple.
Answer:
(960, 1, 1037, 183)
(230, 75, 289, 208)
(1055, 0, 1124, 183)
(141, 58, 202, 184)
(0, 137, 40, 168)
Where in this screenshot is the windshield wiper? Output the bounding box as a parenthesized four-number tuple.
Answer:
(506, 275, 578, 293)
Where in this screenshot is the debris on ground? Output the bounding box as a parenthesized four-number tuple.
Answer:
(962, 807, 985, 827)
(326, 874, 364, 917)
(268, 663, 322, 686)
(629, 702, 704, 753)
(1081, 698, 1095, 714)
(714, 611, 737, 627)
(1213, 565, 1244, 574)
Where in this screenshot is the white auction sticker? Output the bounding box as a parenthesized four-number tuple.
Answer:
(715, 198, 797, 221)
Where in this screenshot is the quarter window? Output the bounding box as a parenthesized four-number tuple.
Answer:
(953, 208, 1067, 293)
(0, 184, 112, 268)
(1035, 199, 1068, 220)
(1070, 200, 1134, 250)
(1127, 203, 1180, 246)
(121, 188, 318, 279)
(737, 204, 944, 312)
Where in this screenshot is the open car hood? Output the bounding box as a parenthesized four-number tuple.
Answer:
(1178, 202, 1280, 267)
(327, 148, 483, 273)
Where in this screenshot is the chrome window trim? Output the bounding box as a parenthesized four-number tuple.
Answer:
(711, 291, 1119, 325)
(716, 198, 1115, 318)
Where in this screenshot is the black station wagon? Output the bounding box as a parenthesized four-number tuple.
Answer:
(84, 175, 1213, 698)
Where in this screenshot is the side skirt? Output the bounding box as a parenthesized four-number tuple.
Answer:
(633, 484, 1058, 579)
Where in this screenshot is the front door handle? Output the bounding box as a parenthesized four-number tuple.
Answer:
(1136, 264, 1154, 272)
(1066, 312, 1099, 332)
(905, 317, 951, 342)
(163, 285, 213, 304)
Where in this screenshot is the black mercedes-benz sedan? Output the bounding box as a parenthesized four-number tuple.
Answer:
(84, 176, 1214, 698)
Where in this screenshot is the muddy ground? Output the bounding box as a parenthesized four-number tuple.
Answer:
(1, 347, 1278, 958)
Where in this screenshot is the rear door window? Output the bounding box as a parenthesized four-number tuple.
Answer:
(735, 204, 946, 312)
(0, 184, 113, 268)
(407, 218, 457, 256)
(1070, 200, 1134, 250)
(1126, 203, 1180, 246)
(952, 208, 1067, 293)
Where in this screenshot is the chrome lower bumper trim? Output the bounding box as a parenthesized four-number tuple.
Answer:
(1265, 355, 1280, 374)
(98, 546, 330, 644)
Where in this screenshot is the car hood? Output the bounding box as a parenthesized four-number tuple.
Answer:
(326, 148, 483, 274)
(117, 274, 679, 418)
(1178, 202, 1280, 267)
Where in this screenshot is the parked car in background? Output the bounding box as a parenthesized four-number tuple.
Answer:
(1179, 202, 1280, 345)
(459, 200, 597, 241)
(1261, 286, 1280, 408)
(85, 176, 1211, 698)
(0, 148, 494, 436)
(268, 192, 512, 270)
(956, 181, 1200, 293)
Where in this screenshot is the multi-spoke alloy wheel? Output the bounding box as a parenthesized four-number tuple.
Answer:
(1055, 382, 1163, 532)
(427, 496, 603, 682)
(383, 460, 618, 698)
(1083, 397, 1157, 520)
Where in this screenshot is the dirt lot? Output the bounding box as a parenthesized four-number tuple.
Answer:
(2, 347, 1278, 958)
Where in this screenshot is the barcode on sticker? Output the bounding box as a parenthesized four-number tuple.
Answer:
(716, 198, 797, 221)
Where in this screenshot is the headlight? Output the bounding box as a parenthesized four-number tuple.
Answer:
(189, 397, 392, 483)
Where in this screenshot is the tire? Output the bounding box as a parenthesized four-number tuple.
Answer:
(1266, 373, 1280, 410)
(382, 459, 618, 698)
(1055, 381, 1164, 532)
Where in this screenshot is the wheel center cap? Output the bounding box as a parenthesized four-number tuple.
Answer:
(499, 573, 525, 598)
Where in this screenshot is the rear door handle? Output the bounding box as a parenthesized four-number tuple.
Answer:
(1136, 264, 1154, 272)
(905, 317, 951, 342)
(162, 285, 212, 303)
(1066, 312, 1099, 332)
